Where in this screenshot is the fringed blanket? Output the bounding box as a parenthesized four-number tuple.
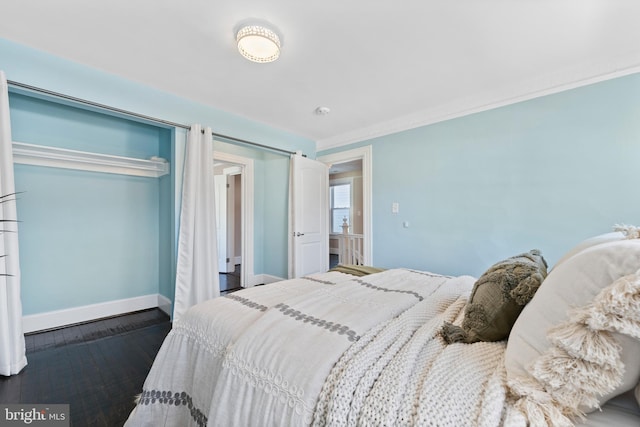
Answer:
(124, 268, 640, 427)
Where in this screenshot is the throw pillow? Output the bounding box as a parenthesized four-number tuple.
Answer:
(441, 249, 547, 344)
(553, 231, 623, 269)
(508, 271, 640, 423)
(552, 224, 639, 270)
(505, 237, 640, 412)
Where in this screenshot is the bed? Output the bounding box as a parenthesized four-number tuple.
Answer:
(125, 226, 640, 426)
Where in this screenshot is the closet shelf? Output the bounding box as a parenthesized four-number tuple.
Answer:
(12, 141, 170, 178)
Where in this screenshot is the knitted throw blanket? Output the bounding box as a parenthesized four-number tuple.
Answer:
(313, 276, 512, 427)
(507, 270, 640, 426)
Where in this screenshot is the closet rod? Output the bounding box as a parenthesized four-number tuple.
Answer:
(7, 80, 297, 156)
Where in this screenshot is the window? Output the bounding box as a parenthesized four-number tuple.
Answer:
(330, 181, 351, 233)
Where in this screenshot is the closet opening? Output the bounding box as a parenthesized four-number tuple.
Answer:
(9, 91, 175, 332)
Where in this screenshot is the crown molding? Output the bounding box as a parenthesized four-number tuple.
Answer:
(316, 53, 640, 152)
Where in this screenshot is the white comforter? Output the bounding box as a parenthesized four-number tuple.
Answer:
(125, 269, 519, 427)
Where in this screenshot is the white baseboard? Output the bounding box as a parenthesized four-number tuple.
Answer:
(157, 294, 173, 319)
(234, 256, 242, 265)
(262, 274, 285, 284)
(22, 293, 172, 333)
(248, 274, 284, 287)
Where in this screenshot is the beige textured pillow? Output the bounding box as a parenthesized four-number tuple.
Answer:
(553, 231, 623, 269)
(505, 238, 640, 411)
(441, 249, 547, 344)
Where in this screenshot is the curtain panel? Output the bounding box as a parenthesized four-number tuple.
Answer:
(173, 124, 219, 323)
(0, 70, 27, 376)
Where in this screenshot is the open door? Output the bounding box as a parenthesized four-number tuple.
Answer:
(214, 174, 233, 273)
(290, 154, 329, 278)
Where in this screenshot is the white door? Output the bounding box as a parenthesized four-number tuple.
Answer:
(290, 154, 329, 278)
(223, 166, 241, 273)
(214, 174, 232, 273)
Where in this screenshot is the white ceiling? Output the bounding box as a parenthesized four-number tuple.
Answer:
(2, 1, 640, 151)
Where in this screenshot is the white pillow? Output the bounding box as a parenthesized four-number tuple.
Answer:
(553, 231, 624, 269)
(505, 239, 640, 410)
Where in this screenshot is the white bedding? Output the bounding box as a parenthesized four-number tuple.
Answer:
(124, 268, 640, 427)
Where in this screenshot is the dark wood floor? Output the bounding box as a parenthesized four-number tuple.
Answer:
(219, 263, 242, 293)
(0, 309, 171, 427)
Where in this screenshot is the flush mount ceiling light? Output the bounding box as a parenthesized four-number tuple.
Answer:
(236, 24, 281, 63)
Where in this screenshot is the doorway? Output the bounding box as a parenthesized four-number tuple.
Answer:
(318, 145, 373, 266)
(329, 160, 363, 267)
(214, 163, 242, 292)
(213, 151, 255, 290)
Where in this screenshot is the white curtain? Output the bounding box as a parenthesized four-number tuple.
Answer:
(0, 71, 27, 376)
(173, 124, 219, 323)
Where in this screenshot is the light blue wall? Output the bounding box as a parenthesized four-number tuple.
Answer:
(263, 153, 291, 278)
(320, 73, 640, 277)
(14, 167, 162, 314)
(1, 38, 313, 315)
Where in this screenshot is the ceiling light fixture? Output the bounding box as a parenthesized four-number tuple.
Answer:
(236, 24, 281, 63)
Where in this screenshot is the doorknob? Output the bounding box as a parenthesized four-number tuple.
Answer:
(296, 232, 305, 237)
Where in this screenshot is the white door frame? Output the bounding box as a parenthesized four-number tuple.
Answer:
(213, 151, 255, 287)
(318, 145, 373, 265)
